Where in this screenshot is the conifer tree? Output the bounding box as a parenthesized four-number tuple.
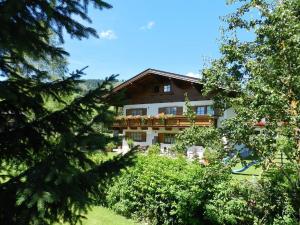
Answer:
(0, 1, 133, 224)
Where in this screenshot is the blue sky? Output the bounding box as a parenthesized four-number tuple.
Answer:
(64, 0, 238, 80)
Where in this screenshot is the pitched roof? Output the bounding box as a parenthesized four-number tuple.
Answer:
(112, 68, 200, 93)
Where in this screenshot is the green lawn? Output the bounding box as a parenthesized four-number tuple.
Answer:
(231, 161, 262, 180)
(231, 152, 288, 180)
(60, 206, 139, 225)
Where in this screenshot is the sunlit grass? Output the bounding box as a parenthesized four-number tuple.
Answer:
(58, 206, 139, 225)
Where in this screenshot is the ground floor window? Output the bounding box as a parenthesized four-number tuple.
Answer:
(163, 133, 176, 144)
(125, 131, 146, 142)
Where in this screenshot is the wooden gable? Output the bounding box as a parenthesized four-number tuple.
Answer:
(111, 69, 213, 105)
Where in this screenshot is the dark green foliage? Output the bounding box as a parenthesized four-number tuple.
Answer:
(0, 0, 136, 224)
(106, 155, 230, 225)
(0, 0, 112, 78)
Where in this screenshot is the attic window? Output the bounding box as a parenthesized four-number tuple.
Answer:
(163, 84, 171, 93)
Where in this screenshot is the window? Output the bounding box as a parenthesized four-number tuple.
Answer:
(159, 107, 183, 115)
(126, 132, 146, 142)
(126, 108, 147, 116)
(163, 84, 171, 93)
(196, 106, 206, 115)
(164, 134, 175, 144)
(165, 107, 177, 115)
(195, 105, 214, 116)
(131, 132, 142, 141)
(207, 106, 214, 116)
(131, 109, 143, 116)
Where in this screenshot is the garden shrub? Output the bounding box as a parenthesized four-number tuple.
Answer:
(147, 144, 161, 155)
(205, 166, 298, 225)
(106, 154, 230, 225)
(105, 142, 117, 152)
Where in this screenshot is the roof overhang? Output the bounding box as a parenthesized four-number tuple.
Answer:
(112, 68, 200, 93)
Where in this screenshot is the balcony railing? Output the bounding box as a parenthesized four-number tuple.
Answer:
(112, 115, 216, 128)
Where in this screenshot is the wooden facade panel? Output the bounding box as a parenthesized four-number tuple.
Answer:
(158, 133, 164, 143)
(124, 74, 211, 105)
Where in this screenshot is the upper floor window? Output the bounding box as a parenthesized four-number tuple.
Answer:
(196, 105, 214, 116)
(165, 107, 177, 115)
(159, 106, 183, 115)
(196, 106, 206, 115)
(126, 108, 147, 116)
(163, 84, 171, 93)
(207, 106, 214, 116)
(132, 109, 143, 116)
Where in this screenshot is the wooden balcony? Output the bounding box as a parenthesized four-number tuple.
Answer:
(112, 115, 216, 129)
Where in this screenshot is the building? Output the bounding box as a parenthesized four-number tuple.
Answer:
(111, 69, 235, 152)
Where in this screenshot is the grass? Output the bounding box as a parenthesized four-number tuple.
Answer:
(231, 151, 288, 180)
(59, 206, 139, 225)
(231, 161, 262, 180)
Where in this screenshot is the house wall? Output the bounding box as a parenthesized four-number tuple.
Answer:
(120, 101, 235, 151)
(121, 127, 181, 152)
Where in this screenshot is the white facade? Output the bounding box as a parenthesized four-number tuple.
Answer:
(123, 100, 214, 116)
(122, 100, 212, 152)
(121, 127, 180, 152)
(119, 100, 234, 153)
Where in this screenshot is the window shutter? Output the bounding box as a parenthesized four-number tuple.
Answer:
(176, 107, 183, 115)
(158, 133, 164, 143)
(158, 108, 165, 114)
(141, 132, 147, 142)
(142, 108, 147, 115)
(126, 109, 132, 116)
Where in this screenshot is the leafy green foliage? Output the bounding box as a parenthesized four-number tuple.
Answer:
(202, 0, 300, 218)
(147, 144, 161, 155)
(206, 166, 298, 225)
(174, 126, 223, 156)
(105, 142, 117, 152)
(106, 155, 230, 225)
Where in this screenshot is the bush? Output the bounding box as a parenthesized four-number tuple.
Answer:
(105, 142, 116, 152)
(147, 144, 161, 155)
(126, 139, 134, 148)
(106, 154, 230, 225)
(205, 166, 298, 225)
